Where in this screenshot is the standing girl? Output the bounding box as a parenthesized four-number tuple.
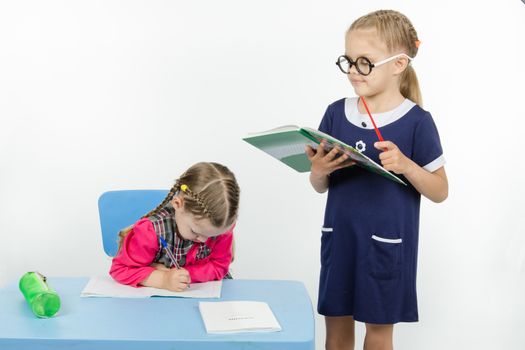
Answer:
(110, 162, 240, 292)
(305, 10, 448, 350)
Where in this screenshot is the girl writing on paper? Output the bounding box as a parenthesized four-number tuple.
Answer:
(110, 162, 240, 292)
(305, 10, 448, 350)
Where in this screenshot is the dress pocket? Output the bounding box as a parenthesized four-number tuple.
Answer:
(320, 227, 333, 266)
(367, 234, 403, 279)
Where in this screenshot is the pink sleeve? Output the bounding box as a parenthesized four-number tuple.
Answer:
(184, 229, 234, 283)
(109, 218, 159, 287)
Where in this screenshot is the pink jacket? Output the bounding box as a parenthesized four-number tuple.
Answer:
(110, 218, 234, 287)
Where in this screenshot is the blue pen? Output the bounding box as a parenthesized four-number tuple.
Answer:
(159, 236, 181, 269)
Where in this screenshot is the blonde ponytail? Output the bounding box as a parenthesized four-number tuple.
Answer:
(400, 65, 422, 106)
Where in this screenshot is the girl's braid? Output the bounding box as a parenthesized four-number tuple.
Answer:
(143, 182, 179, 218)
(117, 178, 191, 253)
(181, 185, 211, 218)
(374, 10, 419, 55)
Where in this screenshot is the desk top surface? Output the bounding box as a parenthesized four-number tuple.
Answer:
(0, 277, 314, 350)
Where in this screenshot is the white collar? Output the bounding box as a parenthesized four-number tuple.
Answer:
(344, 97, 416, 129)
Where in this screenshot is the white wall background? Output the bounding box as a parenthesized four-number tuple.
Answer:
(1, 0, 524, 349)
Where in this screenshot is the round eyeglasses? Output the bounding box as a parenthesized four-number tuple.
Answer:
(335, 53, 414, 76)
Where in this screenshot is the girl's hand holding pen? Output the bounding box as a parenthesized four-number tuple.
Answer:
(156, 236, 191, 290)
(305, 140, 355, 177)
(154, 264, 191, 292)
(374, 141, 415, 175)
(164, 268, 191, 292)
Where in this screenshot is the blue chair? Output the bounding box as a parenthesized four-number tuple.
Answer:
(98, 190, 169, 257)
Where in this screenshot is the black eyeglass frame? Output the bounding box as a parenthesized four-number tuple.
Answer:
(335, 53, 414, 76)
(335, 55, 374, 76)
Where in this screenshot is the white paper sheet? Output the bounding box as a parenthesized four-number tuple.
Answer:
(199, 301, 282, 333)
(80, 276, 222, 298)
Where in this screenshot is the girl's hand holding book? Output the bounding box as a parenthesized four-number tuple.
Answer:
(305, 141, 355, 177)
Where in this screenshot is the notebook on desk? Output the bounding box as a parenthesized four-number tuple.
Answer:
(80, 276, 222, 298)
(199, 301, 282, 333)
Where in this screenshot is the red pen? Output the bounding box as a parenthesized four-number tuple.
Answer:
(360, 96, 387, 151)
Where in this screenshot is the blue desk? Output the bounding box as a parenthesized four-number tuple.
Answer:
(0, 278, 314, 350)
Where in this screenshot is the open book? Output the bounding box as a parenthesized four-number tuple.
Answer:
(199, 301, 282, 333)
(80, 276, 222, 298)
(243, 125, 406, 185)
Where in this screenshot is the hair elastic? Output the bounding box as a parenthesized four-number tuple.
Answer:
(415, 40, 421, 48)
(180, 184, 189, 192)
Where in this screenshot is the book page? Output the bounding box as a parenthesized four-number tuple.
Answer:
(244, 125, 300, 137)
(80, 276, 222, 298)
(260, 140, 317, 159)
(199, 301, 282, 333)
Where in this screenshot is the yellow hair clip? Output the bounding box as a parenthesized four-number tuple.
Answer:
(180, 184, 189, 192)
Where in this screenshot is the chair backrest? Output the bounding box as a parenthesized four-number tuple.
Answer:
(98, 190, 169, 257)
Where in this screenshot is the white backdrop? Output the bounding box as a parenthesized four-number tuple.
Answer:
(1, 1, 524, 349)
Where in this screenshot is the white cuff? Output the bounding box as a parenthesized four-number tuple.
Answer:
(423, 155, 446, 173)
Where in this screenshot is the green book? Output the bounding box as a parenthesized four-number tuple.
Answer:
(243, 125, 406, 185)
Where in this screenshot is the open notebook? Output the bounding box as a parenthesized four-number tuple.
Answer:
(243, 124, 406, 185)
(199, 301, 282, 333)
(81, 276, 222, 298)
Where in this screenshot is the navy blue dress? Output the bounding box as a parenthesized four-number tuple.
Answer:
(317, 97, 444, 324)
